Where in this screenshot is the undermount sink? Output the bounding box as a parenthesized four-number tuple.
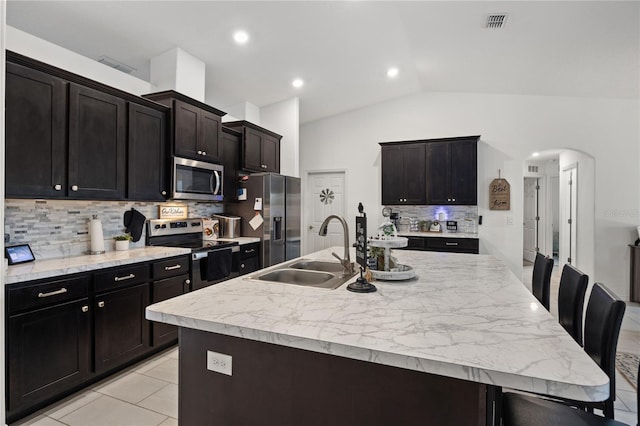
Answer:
(248, 259, 358, 290)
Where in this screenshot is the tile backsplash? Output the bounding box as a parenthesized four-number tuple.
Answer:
(5, 199, 224, 260)
(385, 205, 479, 231)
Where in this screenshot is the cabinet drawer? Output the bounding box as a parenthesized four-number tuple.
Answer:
(94, 264, 149, 293)
(425, 238, 479, 254)
(7, 275, 90, 315)
(239, 243, 260, 260)
(406, 237, 426, 250)
(152, 256, 190, 280)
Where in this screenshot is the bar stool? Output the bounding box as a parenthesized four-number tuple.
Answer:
(557, 264, 589, 346)
(531, 252, 554, 310)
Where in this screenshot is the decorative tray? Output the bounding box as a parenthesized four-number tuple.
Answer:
(370, 264, 415, 281)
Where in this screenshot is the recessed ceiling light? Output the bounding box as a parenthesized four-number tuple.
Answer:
(387, 67, 399, 78)
(233, 30, 249, 45)
(532, 152, 540, 157)
(292, 78, 304, 88)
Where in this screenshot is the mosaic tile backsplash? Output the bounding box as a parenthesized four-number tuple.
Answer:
(385, 205, 479, 232)
(5, 199, 224, 260)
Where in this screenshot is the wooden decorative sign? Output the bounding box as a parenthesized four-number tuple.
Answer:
(158, 204, 188, 219)
(489, 178, 510, 210)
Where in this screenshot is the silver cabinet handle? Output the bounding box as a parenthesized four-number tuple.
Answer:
(161, 190, 167, 196)
(54, 184, 62, 191)
(82, 305, 89, 313)
(98, 301, 105, 308)
(197, 150, 203, 155)
(202, 151, 206, 156)
(114, 273, 135, 282)
(185, 279, 191, 285)
(452, 198, 456, 202)
(164, 264, 182, 271)
(71, 185, 79, 191)
(245, 248, 255, 254)
(445, 242, 459, 246)
(240, 263, 245, 268)
(38, 288, 67, 298)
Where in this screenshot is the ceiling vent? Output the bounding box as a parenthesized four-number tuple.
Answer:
(485, 14, 508, 29)
(97, 55, 136, 74)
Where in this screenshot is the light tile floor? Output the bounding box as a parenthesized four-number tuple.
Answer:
(12, 264, 640, 426)
(523, 262, 639, 425)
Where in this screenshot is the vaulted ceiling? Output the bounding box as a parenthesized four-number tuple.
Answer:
(7, 1, 639, 124)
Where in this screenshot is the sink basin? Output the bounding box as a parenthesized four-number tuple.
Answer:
(257, 269, 335, 285)
(289, 260, 349, 274)
(249, 260, 358, 290)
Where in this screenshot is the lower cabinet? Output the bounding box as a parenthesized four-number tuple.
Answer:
(239, 242, 261, 275)
(94, 283, 151, 374)
(6, 275, 91, 421)
(398, 237, 479, 254)
(5, 256, 191, 423)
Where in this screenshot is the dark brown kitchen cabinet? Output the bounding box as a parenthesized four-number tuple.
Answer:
(143, 90, 226, 163)
(128, 103, 168, 200)
(426, 138, 478, 205)
(380, 142, 427, 205)
(396, 236, 479, 254)
(239, 242, 261, 275)
(221, 127, 242, 202)
(5, 62, 67, 198)
(151, 256, 190, 346)
(68, 83, 126, 199)
(6, 275, 91, 422)
(223, 121, 282, 173)
(94, 282, 151, 374)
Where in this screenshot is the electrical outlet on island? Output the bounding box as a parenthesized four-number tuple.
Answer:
(207, 350, 232, 376)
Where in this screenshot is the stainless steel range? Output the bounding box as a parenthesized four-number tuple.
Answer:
(146, 218, 240, 290)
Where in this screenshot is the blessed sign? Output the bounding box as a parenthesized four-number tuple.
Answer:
(489, 178, 510, 210)
(355, 215, 367, 269)
(158, 204, 188, 219)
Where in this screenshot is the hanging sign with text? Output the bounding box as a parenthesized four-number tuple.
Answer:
(158, 204, 189, 219)
(489, 178, 511, 210)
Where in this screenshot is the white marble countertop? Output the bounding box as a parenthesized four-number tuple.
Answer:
(398, 231, 479, 239)
(5, 246, 191, 285)
(146, 247, 609, 402)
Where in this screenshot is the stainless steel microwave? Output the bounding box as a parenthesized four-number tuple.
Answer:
(172, 157, 224, 201)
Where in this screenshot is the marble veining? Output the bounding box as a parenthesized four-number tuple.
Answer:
(5, 246, 191, 285)
(146, 248, 609, 402)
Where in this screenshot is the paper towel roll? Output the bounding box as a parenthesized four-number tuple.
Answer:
(89, 215, 105, 254)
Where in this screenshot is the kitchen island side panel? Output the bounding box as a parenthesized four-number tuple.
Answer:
(179, 327, 489, 426)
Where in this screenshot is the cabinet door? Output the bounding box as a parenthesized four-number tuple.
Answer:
(449, 141, 477, 205)
(5, 62, 67, 198)
(262, 134, 280, 173)
(199, 110, 222, 162)
(7, 299, 91, 416)
(402, 144, 427, 204)
(174, 99, 200, 159)
(94, 283, 150, 373)
(151, 274, 189, 346)
(243, 127, 263, 172)
(222, 131, 240, 202)
(128, 103, 167, 200)
(426, 142, 451, 205)
(68, 83, 126, 199)
(381, 145, 405, 205)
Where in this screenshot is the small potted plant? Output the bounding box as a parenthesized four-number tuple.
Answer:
(113, 233, 132, 251)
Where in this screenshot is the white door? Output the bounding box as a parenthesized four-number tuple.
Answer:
(304, 171, 346, 254)
(560, 167, 578, 265)
(523, 177, 538, 263)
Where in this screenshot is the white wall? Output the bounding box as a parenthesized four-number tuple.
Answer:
(261, 97, 300, 177)
(6, 26, 153, 95)
(300, 91, 640, 300)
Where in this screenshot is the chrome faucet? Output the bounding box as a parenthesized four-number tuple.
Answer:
(318, 215, 354, 276)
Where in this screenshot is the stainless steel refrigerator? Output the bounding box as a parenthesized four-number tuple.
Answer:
(229, 173, 301, 268)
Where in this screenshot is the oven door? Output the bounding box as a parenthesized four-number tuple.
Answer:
(191, 246, 240, 290)
(173, 157, 223, 201)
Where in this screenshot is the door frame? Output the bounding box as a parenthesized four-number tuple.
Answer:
(560, 163, 578, 266)
(303, 169, 348, 255)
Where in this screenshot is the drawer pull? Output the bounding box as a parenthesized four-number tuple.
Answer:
(114, 273, 135, 282)
(98, 301, 105, 308)
(82, 305, 89, 313)
(38, 288, 68, 298)
(244, 249, 255, 254)
(164, 264, 182, 271)
(445, 242, 459, 246)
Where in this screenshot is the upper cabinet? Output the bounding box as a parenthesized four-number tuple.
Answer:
(5, 52, 169, 201)
(223, 121, 281, 173)
(380, 136, 479, 206)
(426, 137, 478, 205)
(221, 127, 241, 202)
(143, 91, 225, 164)
(380, 143, 427, 205)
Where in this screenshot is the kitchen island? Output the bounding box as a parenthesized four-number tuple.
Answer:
(146, 248, 609, 425)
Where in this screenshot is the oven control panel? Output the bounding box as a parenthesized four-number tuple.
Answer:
(147, 219, 203, 237)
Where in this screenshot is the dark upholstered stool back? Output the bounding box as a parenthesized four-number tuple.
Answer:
(531, 252, 554, 310)
(557, 264, 588, 346)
